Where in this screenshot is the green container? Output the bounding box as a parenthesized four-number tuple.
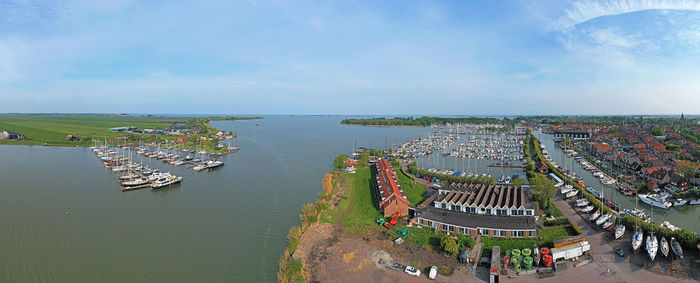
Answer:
(522, 248, 532, 257)
(511, 249, 521, 257)
(523, 256, 533, 269)
(511, 255, 521, 268)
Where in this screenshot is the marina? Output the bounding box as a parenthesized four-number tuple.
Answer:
(400, 124, 527, 180)
(536, 131, 700, 233)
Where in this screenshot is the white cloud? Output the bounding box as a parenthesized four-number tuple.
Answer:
(556, 0, 700, 30)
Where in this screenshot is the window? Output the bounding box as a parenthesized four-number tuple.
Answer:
(518, 231, 524, 237)
(470, 207, 476, 213)
(456, 205, 461, 211)
(511, 209, 517, 215)
(442, 203, 447, 209)
(518, 209, 524, 215)
(442, 224, 448, 231)
(528, 231, 535, 237)
(526, 210, 532, 215)
(449, 204, 454, 210)
(486, 208, 491, 215)
(459, 227, 465, 234)
(511, 231, 516, 237)
(479, 229, 488, 236)
(500, 230, 507, 237)
(449, 225, 455, 232)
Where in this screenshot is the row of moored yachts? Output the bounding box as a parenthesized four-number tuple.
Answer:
(92, 146, 184, 190)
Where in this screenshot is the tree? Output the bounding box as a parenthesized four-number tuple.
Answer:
(440, 235, 459, 256)
(333, 154, 350, 169)
(677, 164, 696, 179)
(652, 128, 664, 136)
(511, 178, 525, 187)
(359, 152, 370, 163)
(529, 175, 556, 209)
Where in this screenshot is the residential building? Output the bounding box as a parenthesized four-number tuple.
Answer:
(373, 158, 409, 217)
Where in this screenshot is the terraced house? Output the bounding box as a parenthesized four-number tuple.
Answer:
(415, 183, 537, 238)
(373, 158, 410, 218)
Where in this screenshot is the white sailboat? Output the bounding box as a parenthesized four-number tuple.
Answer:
(646, 234, 658, 261)
(590, 210, 601, 221)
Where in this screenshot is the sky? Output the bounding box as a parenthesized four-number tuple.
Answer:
(1, 0, 699, 115)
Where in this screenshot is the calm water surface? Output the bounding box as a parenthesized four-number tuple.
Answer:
(0, 116, 426, 282)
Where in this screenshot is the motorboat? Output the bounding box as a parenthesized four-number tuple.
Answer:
(193, 163, 208, 172)
(151, 176, 182, 190)
(580, 205, 594, 213)
(590, 210, 601, 221)
(646, 235, 658, 261)
(670, 237, 683, 259)
(632, 228, 644, 251)
(614, 225, 625, 239)
(575, 199, 590, 207)
(533, 245, 540, 266)
(560, 185, 573, 195)
(602, 220, 614, 230)
(660, 221, 680, 232)
(565, 191, 578, 198)
(639, 193, 672, 209)
(673, 199, 688, 206)
(596, 214, 612, 225)
(660, 237, 669, 258)
(121, 178, 149, 187)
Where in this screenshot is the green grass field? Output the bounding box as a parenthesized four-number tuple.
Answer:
(394, 165, 428, 205)
(327, 167, 382, 233)
(0, 114, 190, 146)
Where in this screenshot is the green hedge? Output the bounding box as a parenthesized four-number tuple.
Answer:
(543, 217, 569, 226)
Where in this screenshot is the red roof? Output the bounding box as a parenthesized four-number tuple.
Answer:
(375, 158, 409, 208)
(592, 143, 612, 152)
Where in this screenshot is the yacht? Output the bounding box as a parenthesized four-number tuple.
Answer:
(646, 235, 658, 261)
(660, 221, 680, 232)
(639, 194, 672, 209)
(632, 229, 644, 251)
(193, 163, 208, 172)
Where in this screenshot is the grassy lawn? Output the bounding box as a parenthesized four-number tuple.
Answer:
(328, 167, 382, 233)
(536, 226, 577, 247)
(394, 165, 427, 205)
(0, 114, 186, 146)
(478, 225, 578, 257)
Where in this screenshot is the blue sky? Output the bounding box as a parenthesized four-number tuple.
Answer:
(1, 0, 699, 115)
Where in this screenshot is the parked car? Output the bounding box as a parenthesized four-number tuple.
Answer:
(404, 266, 421, 277)
(615, 248, 625, 257)
(428, 266, 438, 279)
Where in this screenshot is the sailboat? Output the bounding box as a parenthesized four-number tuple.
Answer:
(670, 237, 684, 259)
(660, 237, 669, 258)
(646, 205, 658, 260)
(632, 192, 643, 252)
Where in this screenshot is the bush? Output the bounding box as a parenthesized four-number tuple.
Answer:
(543, 217, 569, 226)
(440, 235, 459, 256)
(437, 265, 453, 276)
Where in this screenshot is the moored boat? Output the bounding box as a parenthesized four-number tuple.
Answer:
(565, 191, 577, 198)
(639, 193, 672, 209)
(590, 210, 601, 221)
(581, 205, 594, 213)
(670, 237, 683, 259)
(596, 214, 611, 225)
(614, 225, 625, 239)
(647, 235, 658, 261)
(660, 237, 669, 258)
(632, 229, 644, 252)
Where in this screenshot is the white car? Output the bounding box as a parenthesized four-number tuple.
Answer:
(404, 266, 421, 277)
(428, 266, 438, 279)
